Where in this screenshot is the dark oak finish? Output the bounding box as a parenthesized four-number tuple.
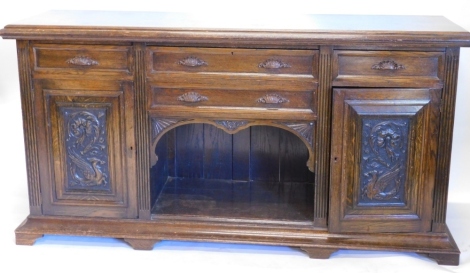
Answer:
(14, 216, 460, 263)
(32, 43, 134, 78)
(16, 40, 42, 216)
(2, 11, 469, 47)
(433, 47, 460, 233)
(2, 11, 470, 266)
(124, 238, 160, 250)
(300, 247, 338, 259)
(427, 253, 460, 266)
(314, 46, 333, 228)
(149, 87, 315, 112)
(330, 88, 440, 233)
(333, 50, 445, 88)
(134, 43, 152, 219)
(32, 79, 138, 218)
(151, 178, 314, 222)
(147, 47, 317, 76)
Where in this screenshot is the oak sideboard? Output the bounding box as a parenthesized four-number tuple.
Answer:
(1, 10, 470, 265)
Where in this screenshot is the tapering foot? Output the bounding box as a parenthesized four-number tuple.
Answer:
(427, 253, 460, 266)
(300, 247, 338, 259)
(16, 233, 44, 245)
(124, 238, 160, 250)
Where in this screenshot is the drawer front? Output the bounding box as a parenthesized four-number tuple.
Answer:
(150, 87, 314, 110)
(333, 50, 444, 87)
(32, 43, 133, 77)
(147, 47, 318, 77)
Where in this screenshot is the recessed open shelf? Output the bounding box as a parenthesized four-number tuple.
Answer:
(151, 178, 314, 222)
(150, 124, 314, 223)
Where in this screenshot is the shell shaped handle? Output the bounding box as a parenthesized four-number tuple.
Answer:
(258, 59, 291, 69)
(177, 92, 208, 103)
(257, 94, 289, 104)
(66, 56, 99, 66)
(371, 60, 405, 70)
(178, 56, 208, 67)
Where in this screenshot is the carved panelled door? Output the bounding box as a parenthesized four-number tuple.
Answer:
(34, 80, 137, 218)
(329, 88, 440, 233)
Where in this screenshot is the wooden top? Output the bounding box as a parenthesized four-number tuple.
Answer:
(1, 10, 470, 47)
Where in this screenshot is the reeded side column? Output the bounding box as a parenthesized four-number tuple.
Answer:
(134, 43, 151, 219)
(314, 46, 333, 228)
(17, 40, 41, 215)
(432, 47, 460, 232)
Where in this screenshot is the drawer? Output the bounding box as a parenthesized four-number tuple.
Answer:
(333, 50, 445, 87)
(149, 87, 316, 115)
(147, 47, 318, 77)
(32, 43, 133, 77)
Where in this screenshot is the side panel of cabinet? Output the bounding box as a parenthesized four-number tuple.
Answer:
(329, 88, 440, 233)
(34, 79, 137, 218)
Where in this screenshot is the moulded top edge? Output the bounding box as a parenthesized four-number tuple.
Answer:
(3, 10, 469, 32)
(2, 11, 470, 47)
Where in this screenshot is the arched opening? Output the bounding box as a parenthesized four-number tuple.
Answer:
(150, 123, 314, 223)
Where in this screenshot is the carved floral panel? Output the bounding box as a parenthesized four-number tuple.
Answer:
(62, 108, 111, 191)
(359, 118, 409, 206)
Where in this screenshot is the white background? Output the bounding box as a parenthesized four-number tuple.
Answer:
(0, 1, 469, 272)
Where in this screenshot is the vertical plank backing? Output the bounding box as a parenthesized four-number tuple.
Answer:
(150, 133, 168, 205)
(167, 129, 176, 178)
(175, 124, 204, 178)
(203, 124, 233, 179)
(250, 126, 280, 182)
(232, 127, 250, 181)
(280, 129, 313, 183)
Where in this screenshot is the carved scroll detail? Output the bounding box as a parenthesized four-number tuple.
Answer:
(66, 56, 99, 66)
(150, 117, 187, 167)
(360, 120, 409, 203)
(258, 59, 291, 69)
(257, 94, 289, 104)
(214, 120, 249, 131)
(177, 92, 208, 103)
(151, 118, 181, 140)
(64, 110, 109, 189)
(178, 56, 207, 67)
(371, 60, 405, 70)
(282, 122, 314, 146)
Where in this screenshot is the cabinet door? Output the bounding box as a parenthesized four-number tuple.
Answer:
(329, 88, 440, 233)
(34, 80, 137, 218)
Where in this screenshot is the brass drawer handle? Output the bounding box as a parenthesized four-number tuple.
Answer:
(371, 60, 405, 70)
(66, 56, 99, 66)
(258, 59, 291, 69)
(257, 94, 289, 104)
(178, 56, 208, 67)
(177, 92, 208, 103)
